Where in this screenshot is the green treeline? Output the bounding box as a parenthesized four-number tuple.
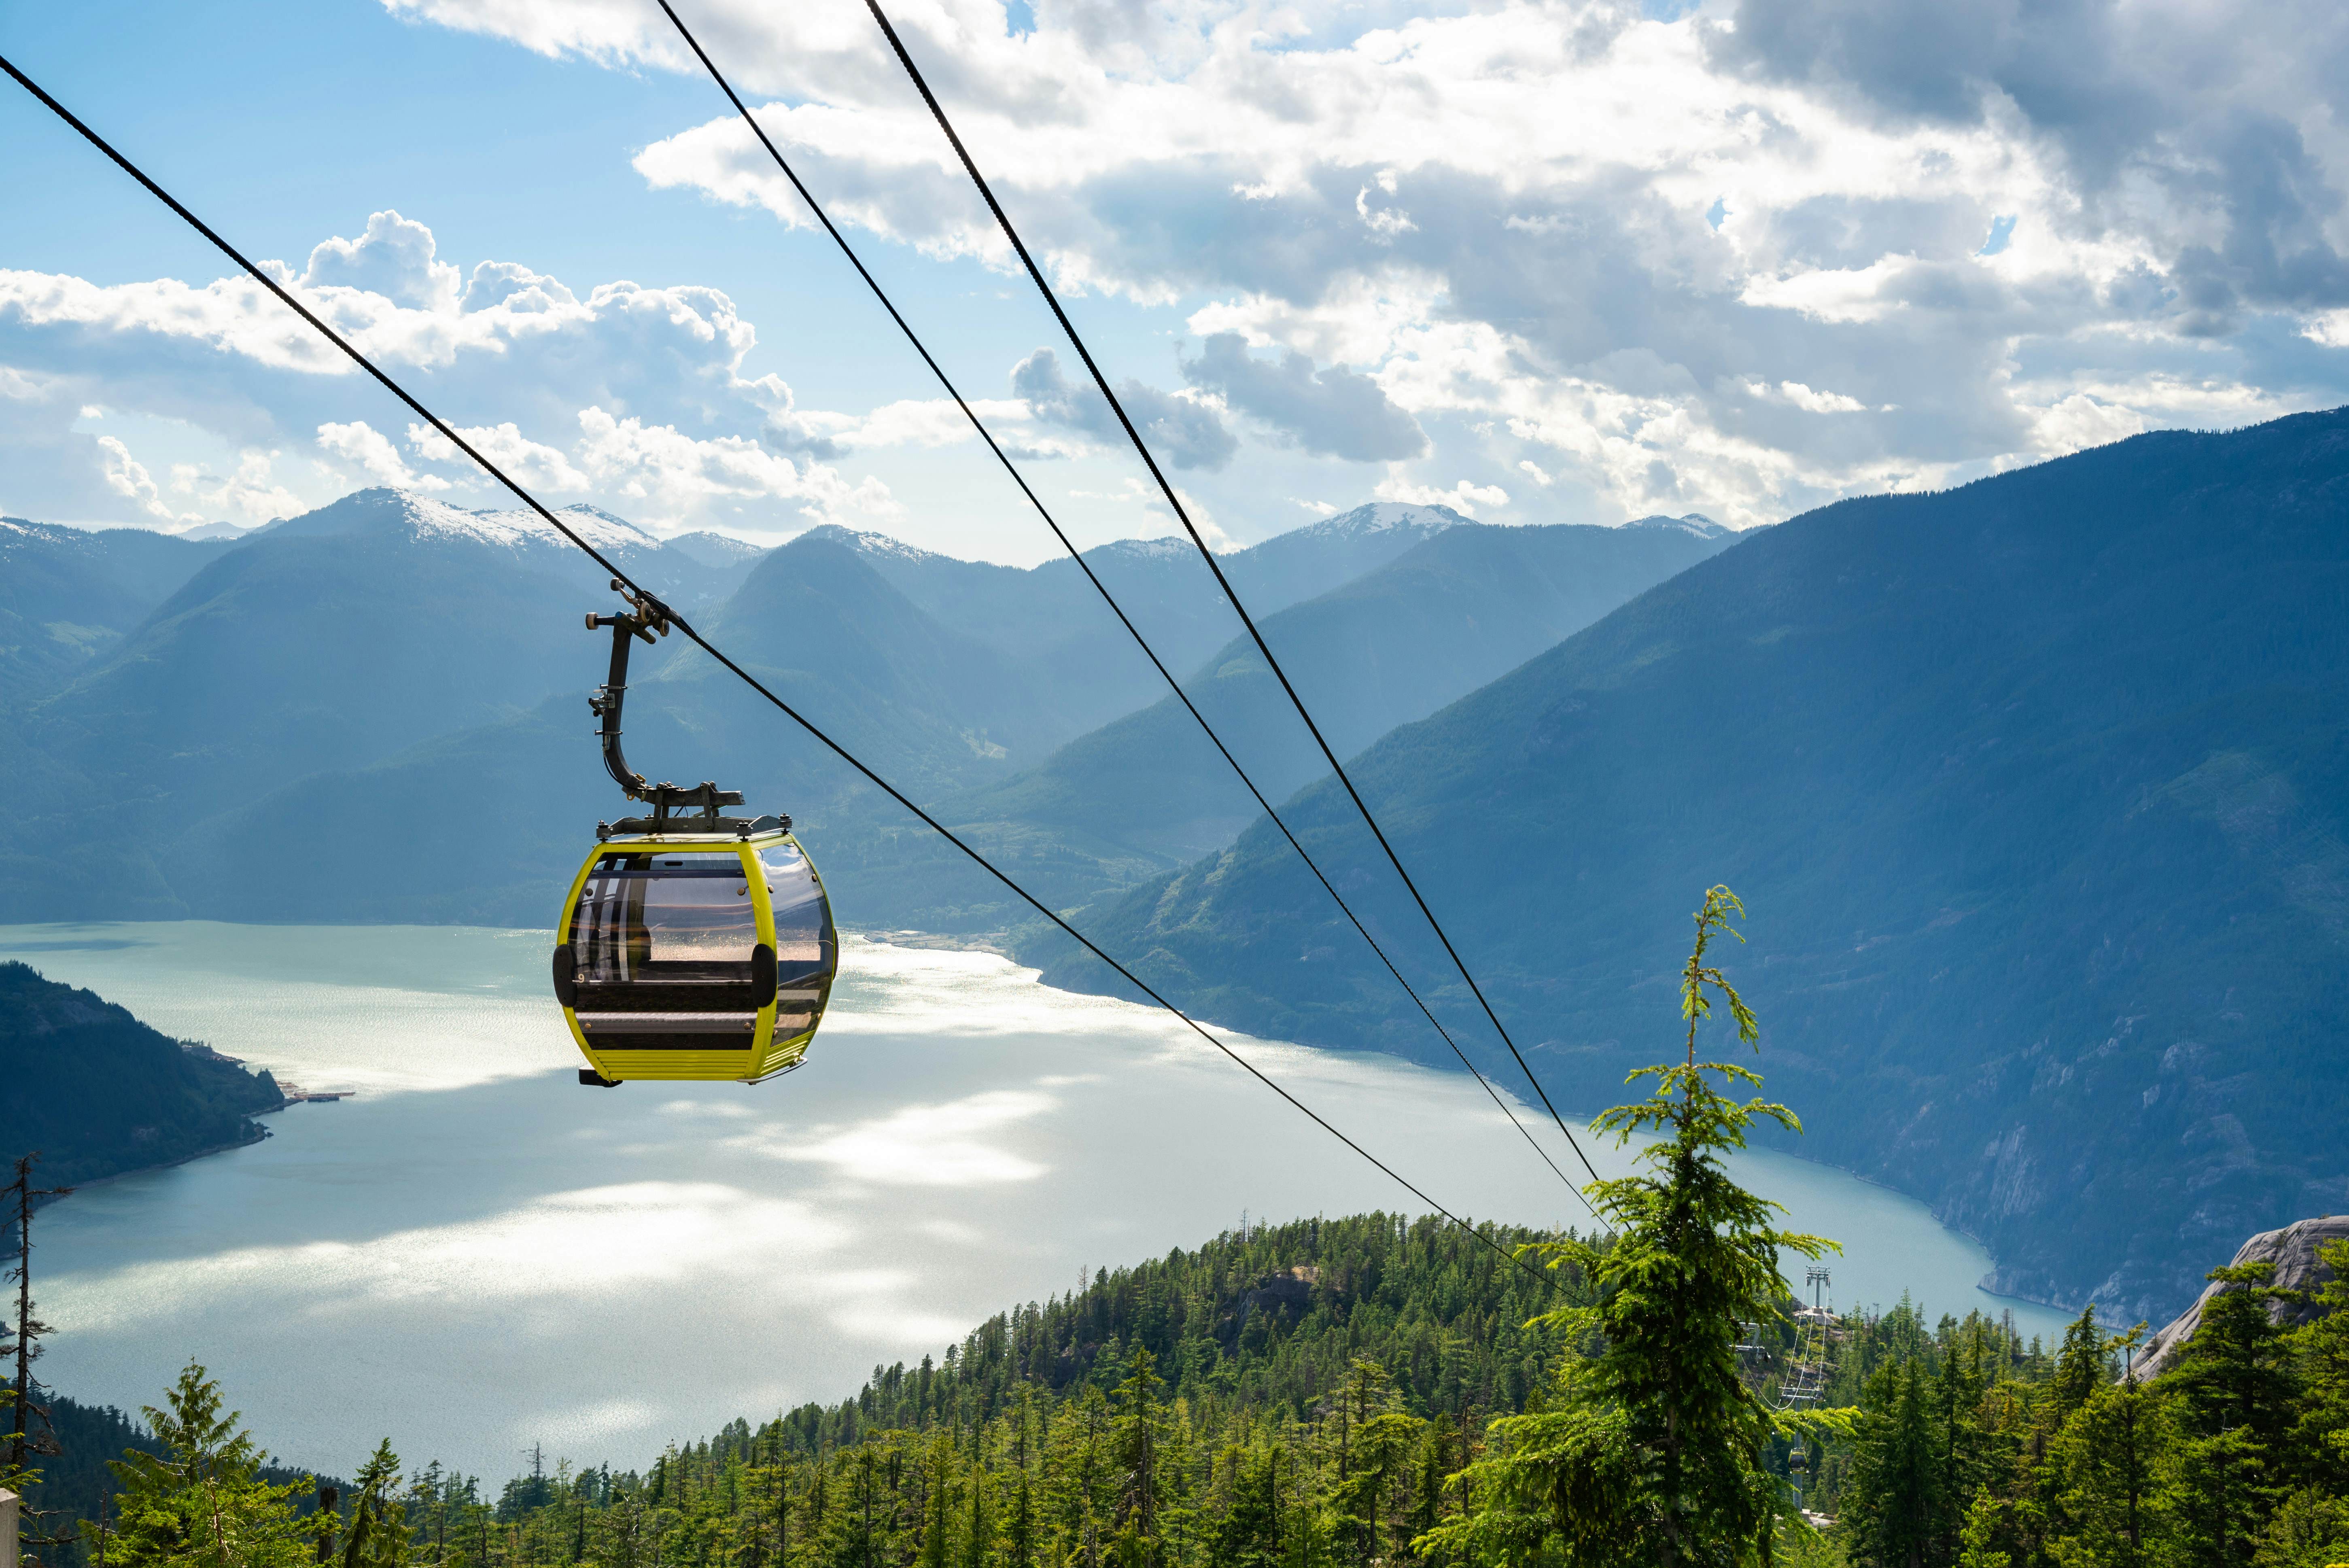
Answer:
(781, 1210, 1574, 1451)
(40, 1210, 1591, 1568)
(1775, 1243, 2349, 1568)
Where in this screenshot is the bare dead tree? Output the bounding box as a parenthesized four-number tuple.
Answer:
(4, 1152, 75, 1564)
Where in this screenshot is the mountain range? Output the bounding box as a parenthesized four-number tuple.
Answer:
(0, 493, 1718, 929)
(1020, 409, 2349, 1319)
(9, 410, 2348, 1318)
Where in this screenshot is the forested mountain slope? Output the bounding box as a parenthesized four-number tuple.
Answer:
(803, 516, 1730, 929)
(0, 518, 226, 694)
(790, 1210, 1573, 1448)
(37, 1205, 2349, 1568)
(803, 502, 1462, 741)
(0, 491, 694, 921)
(1023, 408, 2349, 1321)
(912, 516, 1736, 905)
(0, 490, 1600, 928)
(0, 961, 283, 1187)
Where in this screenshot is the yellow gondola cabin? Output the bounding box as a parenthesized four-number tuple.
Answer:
(554, 824, 836, 1084)
(553, 583, 837, 1085)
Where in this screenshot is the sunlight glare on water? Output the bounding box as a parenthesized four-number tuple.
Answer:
(5, 923, 2069, 1481)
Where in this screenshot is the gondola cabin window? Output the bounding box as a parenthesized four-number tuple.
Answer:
(572, 852, 758, 982)
(758, 841, 832, 982)
(757, 840, 837, 1040)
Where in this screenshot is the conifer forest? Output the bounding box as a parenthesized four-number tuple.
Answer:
(36, 1219, 2349, 1567)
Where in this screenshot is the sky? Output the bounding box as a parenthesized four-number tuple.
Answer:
(7, 0, 2349, 564)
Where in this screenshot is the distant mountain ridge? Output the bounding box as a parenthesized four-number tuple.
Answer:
(800, 500, 1461, 687)
(1624, 511, 1732, 539)
(1019, 408, 2349, 1319)
(0, 490, 1555, 928)
(846, 516, 1736, 923)
(0, 517, 229, 694)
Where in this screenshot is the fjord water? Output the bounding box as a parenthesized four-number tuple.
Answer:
(9, 922, 2068, 1481)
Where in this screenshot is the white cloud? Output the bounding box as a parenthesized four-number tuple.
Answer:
(171, 450, 307, 525)
(318, 419, 452, 491)
(301, 210, 461, 313)
(19, 0, 2349, 537)
(574, 407, 896, 526)
(0, 210, 937, 533)
(95, 435, 185, 522)
(2029, 393, 2152, 457)
(371, 0, 2349, 528)
(1374, 475, 1509, 516)
(407, 420, 586, 490)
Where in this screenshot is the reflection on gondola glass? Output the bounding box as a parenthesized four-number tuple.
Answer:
(554, 830, 836, 1085)
(760, 841, 832, 978)
(760, 838, 837, 1043)
(573, 854, 758, 978)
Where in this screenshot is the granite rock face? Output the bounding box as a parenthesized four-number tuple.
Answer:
(2135, 1215, 2349, 1380)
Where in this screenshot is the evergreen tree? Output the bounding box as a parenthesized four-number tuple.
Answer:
(1434, 887, 1833, 1566)
(105, 1363, 312, 1568)
(2046, 1338, 2166, 1568)
(1207, 1447, 1280, 1568)
(1110, 1349, 1169, 1568)
(2050, 1307, 2106, 1431)
(337, 1441, 409, 1568)
(1844, 1355, 1940, 1568)
(2291, 1239, 2349, 1493)
(2253, 1486, 2349, 1568)
(2160, 1261, 2304, 1568)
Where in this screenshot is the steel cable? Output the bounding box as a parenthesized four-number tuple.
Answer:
(859, 0, 1607, 1188)
(0, 49, 1572, 1282)
(653, 0, 1588, 1209)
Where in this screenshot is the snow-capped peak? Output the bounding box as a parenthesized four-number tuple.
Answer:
(1623, 512, 1731, 539)
(269, 489, 661, 553)
(797, 523, 940, 564)
(1277, 502, 1467, 545)
(1084, 535, 1191, 563)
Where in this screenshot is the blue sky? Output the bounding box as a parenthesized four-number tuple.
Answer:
(9, 0, 2349, 561)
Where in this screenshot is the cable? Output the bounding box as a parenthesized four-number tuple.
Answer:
(0, 48, 1565, 1284)
(654, 1, 1587, 1209)
(860, 0, 1607, 1189)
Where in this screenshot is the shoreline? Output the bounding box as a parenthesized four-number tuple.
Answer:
(5, 916, 2062, 1320)
(4, 1118, 276, 1257)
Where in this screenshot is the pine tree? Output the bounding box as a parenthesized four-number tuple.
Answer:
(2160, 1260, 2303, 1568)
(338, 1441, 409, 1568)
(105, 1363, 312, 1568)
(1110, 1349, 1169, 1568)
(1207, 1446, 1280, 1568)
(2290, 1239, 2349, 1493)
(2050, 1307, 2106, 1430)
(1844, 1356, 1939, 1568)
(1929, 1322, 1990, 1564)
(1433, 887, 1833, 1567)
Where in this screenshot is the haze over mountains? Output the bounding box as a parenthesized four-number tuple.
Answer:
(0, 493, 1717, 927)
(6, 412, 2347, 1318)
(1025, 410, 2349, 1318)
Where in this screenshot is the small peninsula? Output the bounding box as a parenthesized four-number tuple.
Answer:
(0, 960, 284, 1190)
